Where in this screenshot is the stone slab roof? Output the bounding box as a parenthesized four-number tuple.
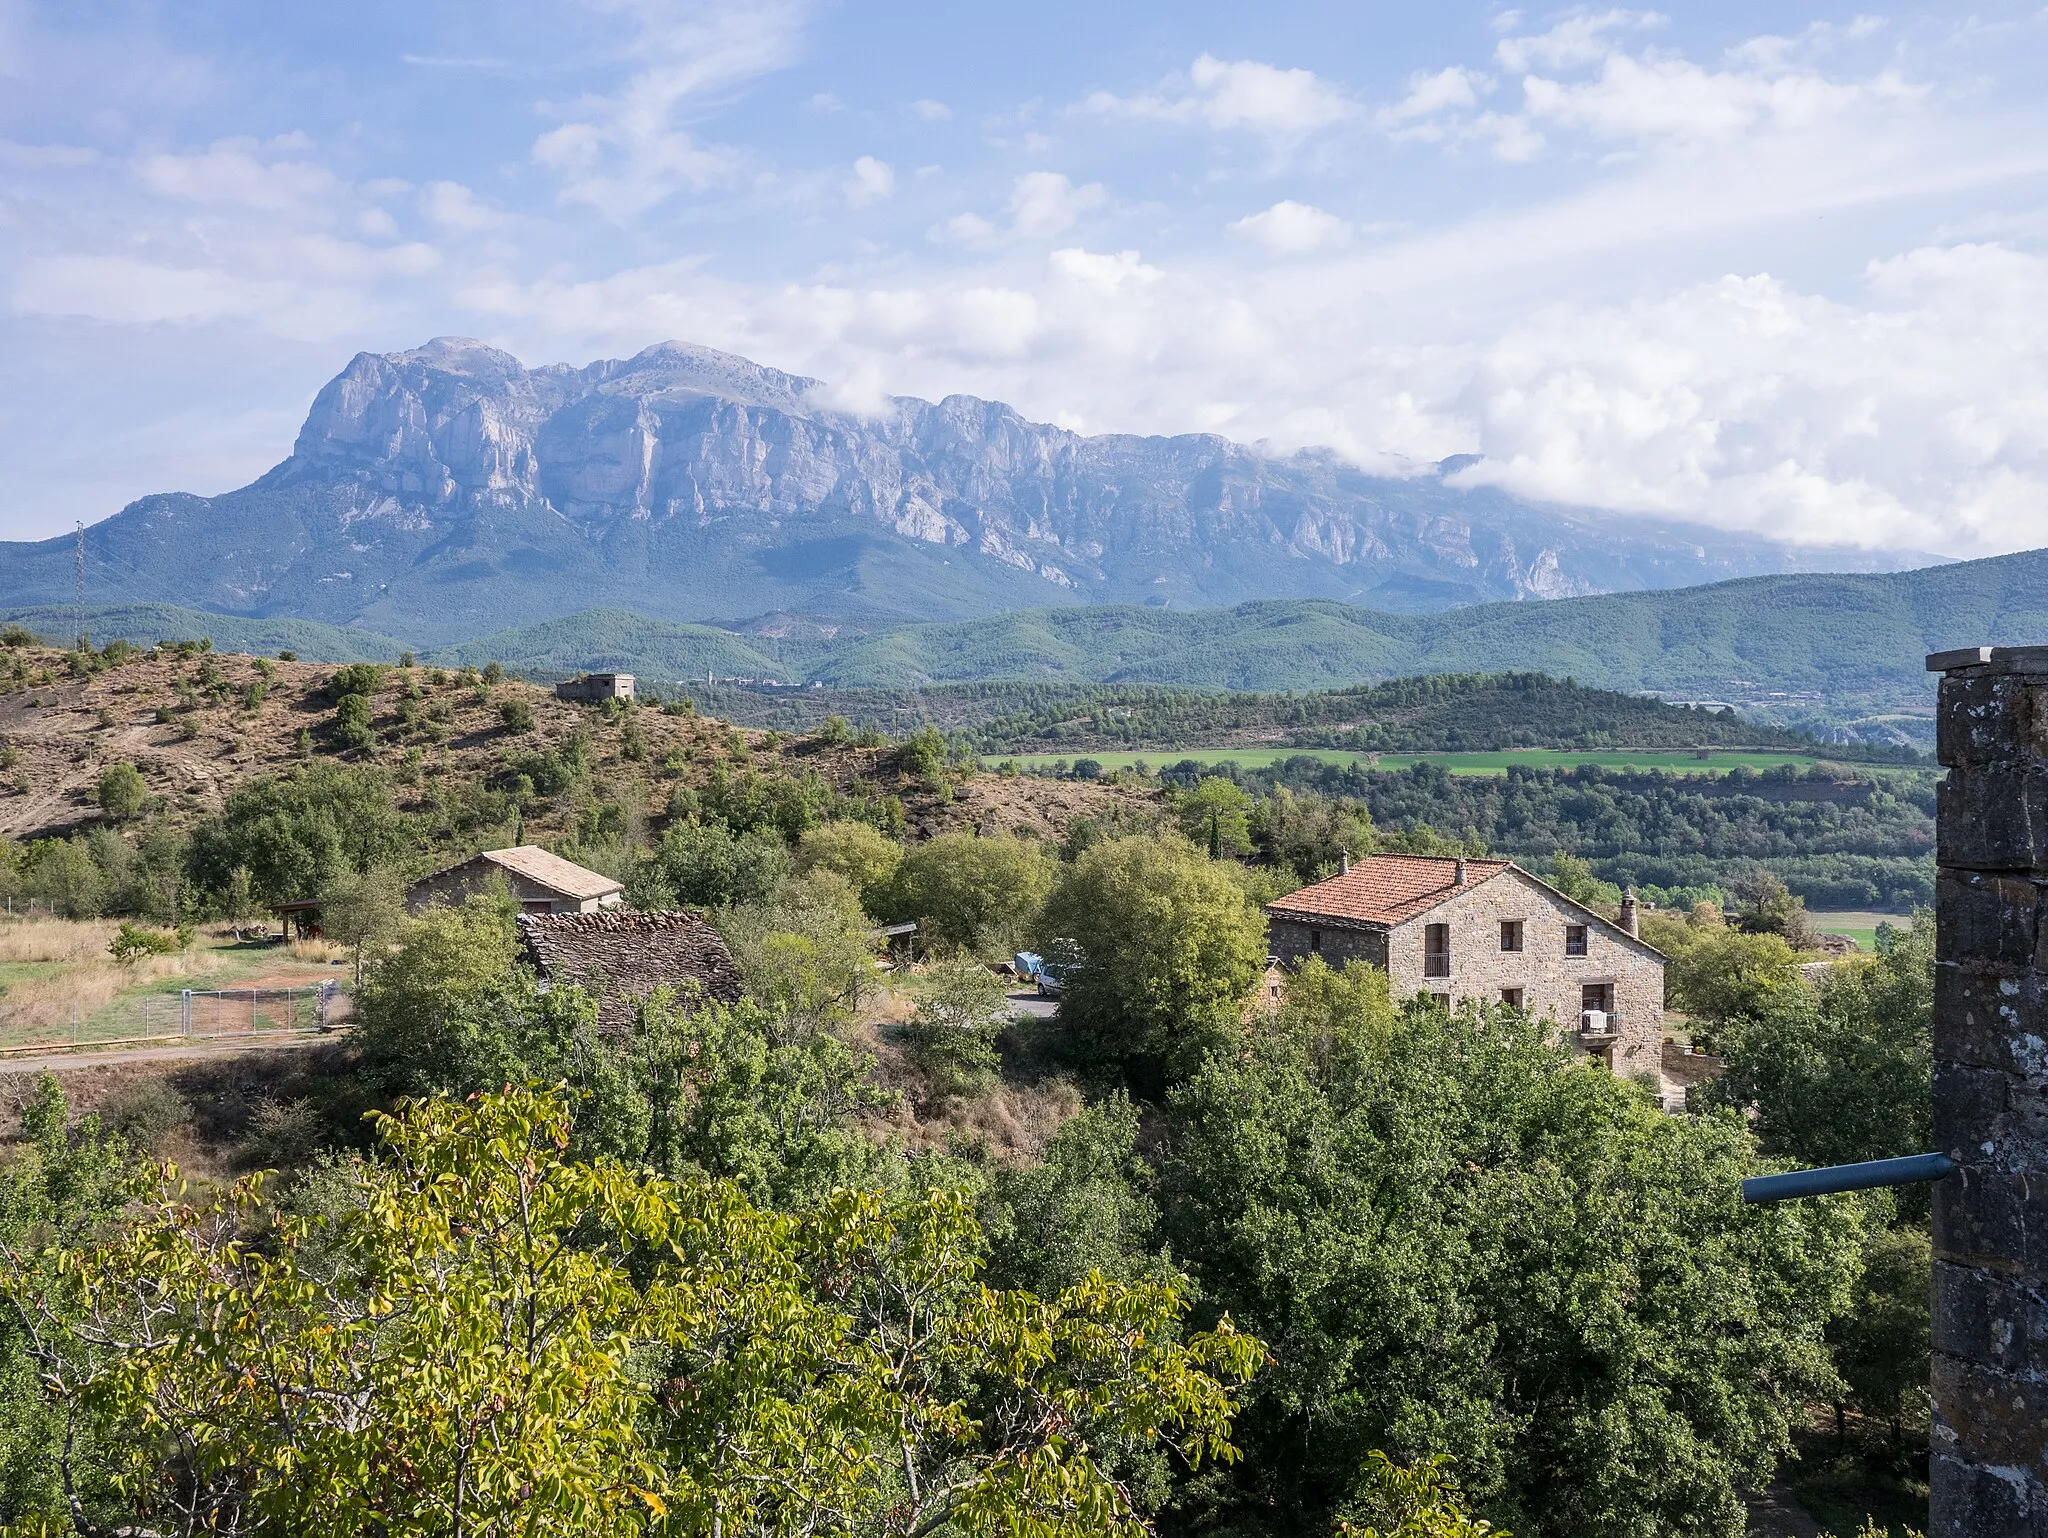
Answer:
(517, 909, 744, 1030)
(419, 845, 622, 902)
(1265, 855, 1513, 928)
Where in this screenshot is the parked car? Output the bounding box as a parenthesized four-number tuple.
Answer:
(1036, 939, 1084, 998)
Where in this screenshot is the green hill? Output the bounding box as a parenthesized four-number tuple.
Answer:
(427, 608, 800, 682)
(0, 605, 409, 663)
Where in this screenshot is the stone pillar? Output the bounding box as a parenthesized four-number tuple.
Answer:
(1928, 645, 2048, 1538)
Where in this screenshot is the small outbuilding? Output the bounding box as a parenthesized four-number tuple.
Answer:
(556, 673, 635, 702)
(517, 908, 744, 1031)
(406, 845, 624, 917)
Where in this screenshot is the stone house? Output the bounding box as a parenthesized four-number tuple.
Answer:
(518, 909, 744, 1031)
(556, 673, 635, 702)
(406, 845, 625, 917)
(1264, 853, 1666, 1077)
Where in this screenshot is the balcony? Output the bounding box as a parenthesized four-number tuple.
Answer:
(1577, 1010, 1620, 1046)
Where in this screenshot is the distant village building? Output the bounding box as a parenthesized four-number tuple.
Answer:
(518, 909, 744, 1031)
(555, 673, 635, 702)
(406, 845, 625, 917)
(1264, 854, 1666, 1077)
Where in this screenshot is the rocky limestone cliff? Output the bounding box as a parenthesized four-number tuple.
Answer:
(0, 337, 1928, 647)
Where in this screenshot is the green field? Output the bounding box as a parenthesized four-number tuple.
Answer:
(1008, 747, 1883, 777)
(1806, 910, 1915, 951)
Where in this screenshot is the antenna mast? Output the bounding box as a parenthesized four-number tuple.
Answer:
(73, 521, 85, 652)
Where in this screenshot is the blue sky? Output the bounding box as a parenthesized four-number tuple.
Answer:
(6, 2, 2048, 556)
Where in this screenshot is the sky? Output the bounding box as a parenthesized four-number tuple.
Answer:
(5, 2, 2048, 558)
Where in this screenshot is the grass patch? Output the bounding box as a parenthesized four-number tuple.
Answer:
(1808, 910, 1917, 952)
(1782, 1422, 1930, 1538)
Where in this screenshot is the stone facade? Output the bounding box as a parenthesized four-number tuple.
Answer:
(1927, 646, 2048, 1538)
(1267, 858, 1665, 1079)
(406, 845, 624, 916)
(556, 673, 635, 702)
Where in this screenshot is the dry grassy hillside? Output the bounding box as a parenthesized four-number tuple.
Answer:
(0, 641, 1150, 849)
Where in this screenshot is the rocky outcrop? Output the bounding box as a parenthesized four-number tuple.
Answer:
(0, 337, 1926, 645)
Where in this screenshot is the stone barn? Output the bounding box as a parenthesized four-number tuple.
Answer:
(518, 909, 745, 1031)
(1264, 853, 1667, 1077)
(556, 673, 635, 702)
(406, 845, 624, 917)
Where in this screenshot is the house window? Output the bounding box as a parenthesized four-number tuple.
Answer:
(1565, 923, 1588, 957)
(522, 900, 553, 915)
(1424, 923, 1450, 977)
(1429, 992, 1452, 1012)
(1309, 928, 1322, 954)
(1500, 920, 1523, 952)
(1581, 982, 1614, 1016)
(1500, 987, 1524, 1009)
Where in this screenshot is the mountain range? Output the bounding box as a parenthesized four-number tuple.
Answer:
(0, 337, 1927, 646)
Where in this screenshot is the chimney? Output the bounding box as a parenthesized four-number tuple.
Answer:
(1453, 858, 1467, 886)
(1620, 887, 1640, 938)
(1925, 644, 2048, 1538)
(1340, 850, 1350, 875)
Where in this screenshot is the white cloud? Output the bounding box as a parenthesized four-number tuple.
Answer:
(419, 180, 504, 232)
(932, 171, 1105, 247)
(1085, 53, 1351, 139)
(1376, 66, 1485, 128)
(1494, 10, 1664, 74)
(531, 0, 808, 218)
(135, 138, 335, 210)
(906, 98, 952, 121)
(1228, 200, 1351, 255)
(845, 155, 894, 208)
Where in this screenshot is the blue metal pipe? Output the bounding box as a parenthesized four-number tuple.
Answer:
(1741, 1152, 1956, 1205)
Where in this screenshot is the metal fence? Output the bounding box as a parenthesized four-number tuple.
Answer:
(0, 982, 338, 1055)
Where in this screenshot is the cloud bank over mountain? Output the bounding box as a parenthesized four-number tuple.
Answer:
(6, 3, 2048, 558)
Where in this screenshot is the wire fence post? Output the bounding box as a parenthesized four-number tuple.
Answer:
(182, 988, 191, 1036)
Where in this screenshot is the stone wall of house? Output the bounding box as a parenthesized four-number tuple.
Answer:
(1268, 919, 1388, 970)
(407, 859, 570, 915)
(1927, 646, 2048, 1538)
(1383, 871, 1665, 1078)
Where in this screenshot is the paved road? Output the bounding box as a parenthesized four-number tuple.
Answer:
(0, 1033, 339, 1075)
(1006, 989, 1059, 1020)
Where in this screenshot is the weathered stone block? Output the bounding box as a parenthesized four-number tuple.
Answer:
(1935, 1260, 2048, 1377)
(1941, 771, 2048, 872)
(1941, 673, 2048, 770)
(1935, 1063, 2029, 1162)
(1936, 965, 2048, 1079)
(1935, 1166, 2048, 1274)
(1932, 1353, 2048, 1476)
(1938, 871, 2046, 969)
(1930, 1454, 2048, 1538)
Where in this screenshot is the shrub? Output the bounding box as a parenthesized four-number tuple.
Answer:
(331, 693, 376, 751)
(905, 959, 1008, 1105)
(325, 664, 385, 701)
(885, 833, 1055, 953)
(277, 650, 297, 662)
(499, 699, 535, 734)
(96, 761, 148, 822)
(100, 1078, 189, 1153)
(482, 661, 505, 684)
(109, 921, 186, 962)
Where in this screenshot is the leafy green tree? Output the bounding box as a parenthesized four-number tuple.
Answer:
(1669, 928, 1804, 1033)
(794, 818, 904, 913)
(1830, 1224, 1932, 1441)
(325, 663, 385, 700)
(23, 838, 104, 918)
(316, 865, 408, 986)
(1174, 777, 1256, 859)
(0, 1088, 1259, 1537)
(1253, 786, 1376, 882)
(1731, 868, 1817, 948)
(1040, 834, 1268, 1088)
(632, 990, 896, 1209)
(0, 1074, 146, 1526)
(1702, 917, 1932, 1171)
(983, 1093, 1163, 1295)
(905, 958, 1009, 1105)
(331, 691, 377, 750)
(639, 819, 792, 909)
(715, 869, 876, 1036)
(185, 763, 405, 907)
(1343, 1454, 1508, 1538)
(94, 761, 147, 822)
(353, 892, 533, 1098)
(896, 724, 948, 786)
(1267, 955, 1399, 1070)
(1544, 852, 1621, 908)
(1162, 1001, 1864, 1538)
(887, 832, 1056, 953)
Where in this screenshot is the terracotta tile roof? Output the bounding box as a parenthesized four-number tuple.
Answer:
(518, 909, 744, 1031)
(1265, 855, 1513, 927)
(476, 845, 622, 901)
